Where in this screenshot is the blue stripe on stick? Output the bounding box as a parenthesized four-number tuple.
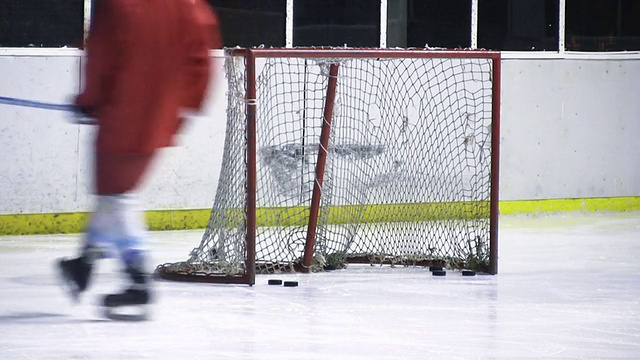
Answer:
(0, 96, 75, 112)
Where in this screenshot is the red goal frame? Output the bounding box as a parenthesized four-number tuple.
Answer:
(159, 48, 501, 285)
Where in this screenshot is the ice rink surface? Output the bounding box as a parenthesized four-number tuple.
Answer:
(1, 212, 639, 359)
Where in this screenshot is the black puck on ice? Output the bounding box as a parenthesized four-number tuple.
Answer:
(462, 270, 476, 277)
(429, 266, 443, 272)
(283, 281, 299, 287)
(432, 270, 447, 276)
(268, 279, 282, 285)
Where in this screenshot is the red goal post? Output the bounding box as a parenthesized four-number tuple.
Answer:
(156, 47, 501, 285)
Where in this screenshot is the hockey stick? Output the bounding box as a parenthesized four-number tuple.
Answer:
(0, 96, 94, 125)
(0, 96, 75, 111)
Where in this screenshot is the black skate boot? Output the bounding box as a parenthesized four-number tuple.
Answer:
(57, 256, 92, 302)
(103, 264, 151, 306)
(103, 288, 150, 307)
(102, 266, 152, 321)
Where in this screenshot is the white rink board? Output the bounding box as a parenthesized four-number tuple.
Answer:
(0, 52, 639, 215)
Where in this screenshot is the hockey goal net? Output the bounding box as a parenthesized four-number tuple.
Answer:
(156, 48, 501, 285)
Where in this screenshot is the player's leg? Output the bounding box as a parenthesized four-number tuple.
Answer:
(57, 196, 113, 301)
(102, 193, 152, 307)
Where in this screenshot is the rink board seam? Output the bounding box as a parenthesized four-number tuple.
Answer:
(1, 196, 639, 236)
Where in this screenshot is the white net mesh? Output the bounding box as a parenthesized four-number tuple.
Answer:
(157, 49, 498, 282)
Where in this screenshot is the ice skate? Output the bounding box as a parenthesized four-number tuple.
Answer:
(101, 265, 152, 321)
(102, 288, 151, 321)
(103, 288, 150, 307)
(57, 257, 92, 302)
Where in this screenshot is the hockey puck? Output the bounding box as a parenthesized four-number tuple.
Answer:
(268, 279, 283, 285)
(462, 270, 476, 277)
(432, 270, 446, 276)
(429, 266, 443, 272)
(283, 281, 298, 287)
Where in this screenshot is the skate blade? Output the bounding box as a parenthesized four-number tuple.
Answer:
(102, 306, 150, 322)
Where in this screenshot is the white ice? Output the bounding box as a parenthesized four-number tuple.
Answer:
(1, 213, 639, 359)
